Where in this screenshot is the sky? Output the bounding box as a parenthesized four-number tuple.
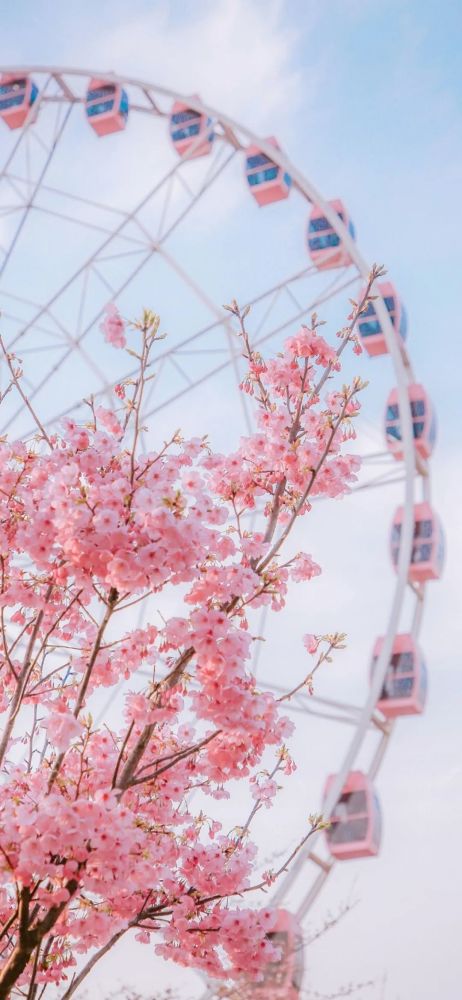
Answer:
(0, 2, 461, 999)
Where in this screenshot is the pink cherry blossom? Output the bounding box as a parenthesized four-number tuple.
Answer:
(44, 709, 83, 752)
(303, 633, 319, 655)
(0, 286, 369, 996)
(100, 302, 126, 348)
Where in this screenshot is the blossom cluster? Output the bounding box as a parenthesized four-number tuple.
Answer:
(0, 296, 367, 998)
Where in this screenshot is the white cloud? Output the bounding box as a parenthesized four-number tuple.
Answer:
(74, 0, 306, 135)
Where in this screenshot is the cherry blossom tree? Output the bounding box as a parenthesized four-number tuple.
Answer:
(0, 268, 380, 999)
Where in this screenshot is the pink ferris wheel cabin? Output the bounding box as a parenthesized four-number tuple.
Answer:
(237, 909, 304, 1000)
(390, 502, 444, 583)
(307, 199, 356, 270)
(85, 79, 129, 136)
(245, 136, 292, 206)
(324, 771, 381, 861)
(357, 280, 407, 357)
(385, 383, 436, 461)
(169, 98, 214, 158)
(0, 74, 38, 129)
(371, 634, 427, 718)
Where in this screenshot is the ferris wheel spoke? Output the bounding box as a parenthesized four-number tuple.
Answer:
(361, 450, 395, 464)
(7, 171, 142, 226)
(0, 100, 73, 283)
(0, 170, 151, 252)
(2, 135, 237, 410)
(140, 87, 162, 115)
(14, 250, 355, 438)
(158, 244, 252, 432)
(96, 245, 151, 262)
(296, 866, 332, 923)
(260, 684, 373, 728)
(197, 134, 230, 188)
(6, 138, 249, 429)
(89, 262, 117, 297)
(285, 283, 305, 312)
(52, 73, 76, 102)
(1, 311, 66, 346)
(0, 185, 26, 210)
(2, 249, 155, 431)
(30, 202, 151, 246)
(252, 287, 284, 337)
(3, 130, 226, 352)
(167, 355, 194, 387)
(153, 147, 237, 247)
(18, 267, 358, 435)
(249, 267, 356, 345)
(2, 146, 240, 427)
(74, 264, 91, 339)
(141, 356, 169, 413)
(143, 274, 359, 421)
(155, 173, 176, 241)
(350, 467, 405, 493)
(153, 261, 344, 363)
(283, 704, 367, 727)
(5, 270, 116, 399)
(7, 143, 242, 426)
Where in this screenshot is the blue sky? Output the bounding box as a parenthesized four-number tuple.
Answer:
(1, 3, 461, 999)
(3, 0, 461, 425)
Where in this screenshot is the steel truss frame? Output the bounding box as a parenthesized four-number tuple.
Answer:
(0, 66, 431, 988)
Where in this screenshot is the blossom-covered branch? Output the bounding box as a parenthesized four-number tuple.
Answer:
(0, 277, 378, 997)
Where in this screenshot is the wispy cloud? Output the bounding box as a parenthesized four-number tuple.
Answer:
(69, 0, 306, 134)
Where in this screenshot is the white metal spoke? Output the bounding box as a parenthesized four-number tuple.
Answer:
(2, 143, 238, 430)
(17, 268, 358, 438)
(144, 275, 358, 421)
(2, 249, 154, 431)
(0, 99, 73, 281)
(159, 245, 252, 432)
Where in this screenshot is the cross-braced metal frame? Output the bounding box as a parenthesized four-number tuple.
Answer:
(0, 67, 432, 989)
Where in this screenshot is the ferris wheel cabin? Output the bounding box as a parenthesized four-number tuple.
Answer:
(169, 99, 214, 158)
(237, 909, 304, 1000)
(85, 79, 129, 136)
(307, 199, 356, 270)
(324, 771, 381, 860)
(0, 74, 38, 129)
(371, 634, 427, 718)
(391, 502, 444, 583)
(357, 281, 407, 357)
(385, 384, 436, 461)
(245, 137, 292, 206)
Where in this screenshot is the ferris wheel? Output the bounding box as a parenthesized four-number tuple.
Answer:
(0, 67, 442, 998)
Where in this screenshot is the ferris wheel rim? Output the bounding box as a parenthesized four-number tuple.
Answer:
(0, 65, 430, 936)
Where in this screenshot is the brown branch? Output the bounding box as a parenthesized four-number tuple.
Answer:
(47, 588, 119, 791)
(237, 267, 381, 554)
(58, 925, 129, 1000)
(0, 336, 53, 449)
(256, 385, 362, 574)
(115, 645, 195, 793)
(129, 730, 221, 787)
(198, 818, 324, 910)
(0, 584, 54, 769)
